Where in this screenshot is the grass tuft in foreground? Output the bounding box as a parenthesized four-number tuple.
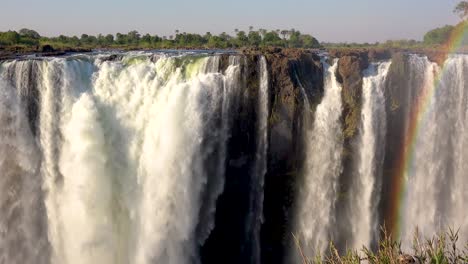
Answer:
(294, 228, 468, 264)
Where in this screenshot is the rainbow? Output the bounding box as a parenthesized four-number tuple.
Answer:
(386, 21, 468, 239)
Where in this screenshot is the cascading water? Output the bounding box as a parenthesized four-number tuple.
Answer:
(296, 60, 343, 256)
(196, 55, 241, 245)
(0, 74, 49, 264)
(402, 54, 468, 245)
(0, 53, 240, 264)
(348, 62, 390, 249)
(1, 50, 468, 264)
(246, 56, 269, 264)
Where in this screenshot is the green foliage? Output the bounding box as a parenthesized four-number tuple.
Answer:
(295, 228, 468, 264)
(454, 1, 468, 20)
(0, 27, 322, 50)
(248, 31, 262, 46)
(423, 25, 455, 45)
(263, 31, 282, 46)
(235, 31, 249, 46)
(0, 31, 20, 45)
(18, 28, 40, 39)
(301, 34, 321, 48)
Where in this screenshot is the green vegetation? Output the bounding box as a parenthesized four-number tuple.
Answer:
(454, 1, 468, 20)
(321, 20, 467, 50)
(423, 25, 456, 45)
(294, 229, 468, 264)
(324, 2, 468, 50)
(0, 27, 321, 51)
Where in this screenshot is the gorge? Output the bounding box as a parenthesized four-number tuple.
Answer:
(0, 49, 467, 264)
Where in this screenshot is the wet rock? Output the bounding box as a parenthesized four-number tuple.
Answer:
(336, 54, 367, 139)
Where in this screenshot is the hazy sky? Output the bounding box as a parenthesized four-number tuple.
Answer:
(0, 0, 461, 42)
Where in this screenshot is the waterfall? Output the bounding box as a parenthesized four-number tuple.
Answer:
(349, 61, 390, 249)
(401, 55, 446, 244)
(2, 50, 468, 264)
(402, 54, 468, 245)
(246, 56, 269, 263)
(297, 60, 343, 256)
(0, 73, 49, 264)
(196, 55, 241, 245)
(0, 53, 239, 264)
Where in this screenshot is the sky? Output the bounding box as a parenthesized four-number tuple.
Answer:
(0, 0, 462, 43)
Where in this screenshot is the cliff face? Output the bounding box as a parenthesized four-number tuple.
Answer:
(200, 48, 324, 264)
(263, 49, 323, 264)
(204, 48, 429, 263)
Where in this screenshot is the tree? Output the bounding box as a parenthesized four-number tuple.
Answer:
(208, 35, 227, 48)
(423, 25, 454, 45)
(300, 34, 321, 48)
(0, 31, 20, 45)
(18, 28, 40, 39)
(70, 36, 80, 46)
(141, 33, 152, 44)
(236, 31, 248, 46)
(454, 1, 468, 20)
(204, 32, 212, 42)
(127, 30, 140, 44)
(116, 33, 126, 44)
(219, 32, 230, 41)
(263, 31, 282, 45)
(288, 30, 301, 47)
(105, 34, 114, 45)
(248, 31, 261, 46)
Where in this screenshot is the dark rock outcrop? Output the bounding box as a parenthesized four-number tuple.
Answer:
(263, 48, 323, 264)
(201, 48, 324, 264)
(380, 52, 414, 235)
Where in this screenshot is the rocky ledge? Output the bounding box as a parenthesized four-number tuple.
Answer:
(0, 45, 92, 61)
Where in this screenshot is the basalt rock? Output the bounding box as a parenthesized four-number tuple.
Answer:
(203, 48, 324, 264)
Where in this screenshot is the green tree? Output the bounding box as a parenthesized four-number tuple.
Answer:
(0, 31, 21, 45)
(300, 34, 320, 48)
(127, 30, 140, 44)
(70, 36, 80, 46)
(263, 31, 282, 46)
(18, 28, 40, 39)
(423, 25, 454, 45)
(116, 33, 126, 44)
(288, 30, 301, 47)
(105, 34, 114, 45)
(151, 35, 161, 44)
(248, 31, 261, 46)
(236, 31, 248, 46)
(141, 34, 152, 45)
(454, 1, 468, 20)
(208, 35, 226, 48)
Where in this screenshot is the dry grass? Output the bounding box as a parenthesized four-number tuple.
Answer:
(294, 228, 468, 264)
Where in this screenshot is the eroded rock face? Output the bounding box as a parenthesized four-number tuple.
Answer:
(336, 54, 367, 139)
(202, 48, 324, 264)
(380, 52, 413, 233)
(263, 49, 323, 264)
